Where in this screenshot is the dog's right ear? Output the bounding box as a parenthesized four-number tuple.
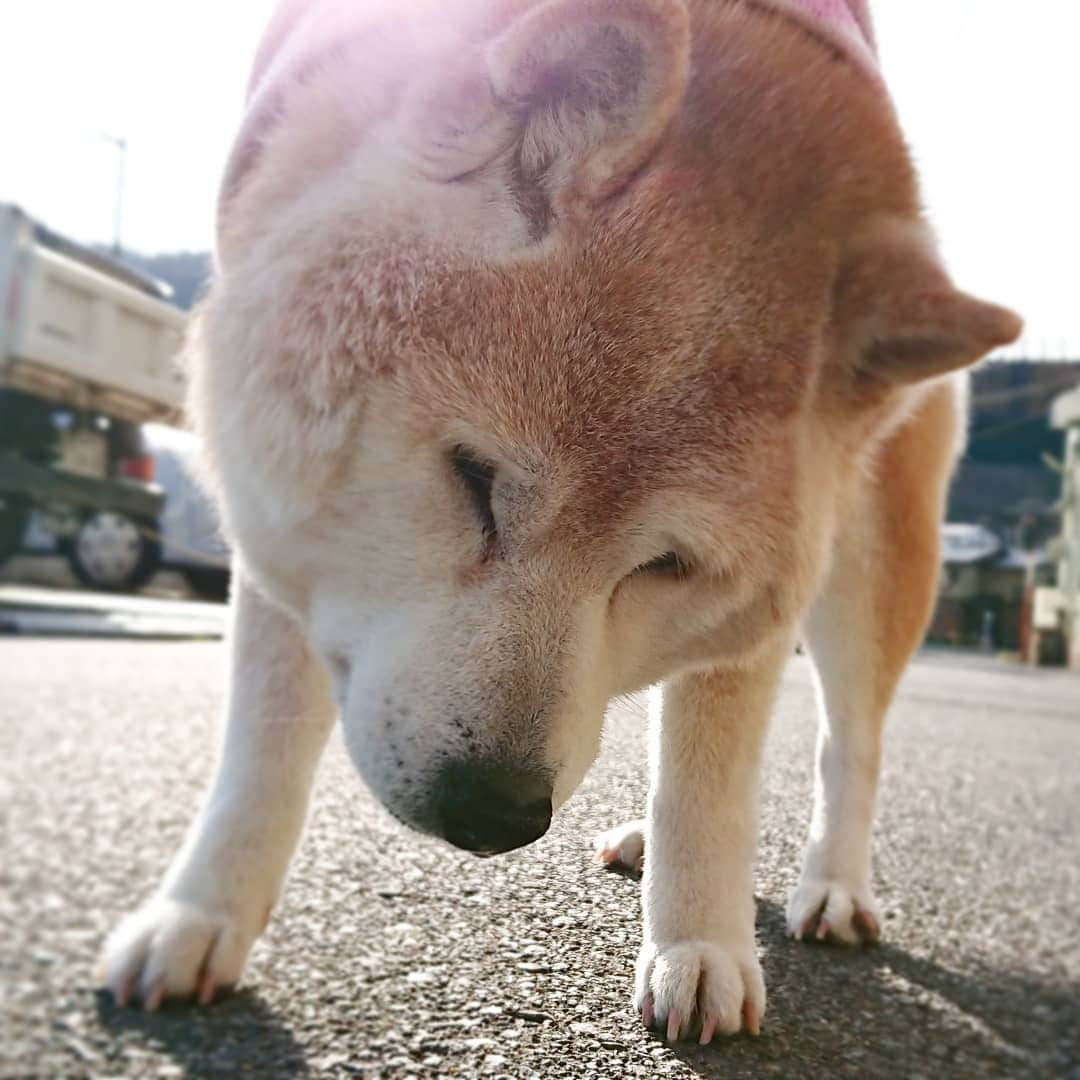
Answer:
(404, 0, 690, 219)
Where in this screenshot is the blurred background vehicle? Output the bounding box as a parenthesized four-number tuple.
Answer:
(9, 425, 231, 600)
(0, 203, 186, 590)
(146, 427, 230, 600)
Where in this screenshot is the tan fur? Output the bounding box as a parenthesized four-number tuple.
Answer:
(873, 381, 963, 694)
(102, 0, 1020, 1041)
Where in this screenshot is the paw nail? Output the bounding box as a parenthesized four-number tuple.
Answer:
(855, 909, 880, 940)
(666, 1010, 681, 1042)
(641, 998, 654, 1028)
(114, 977, 133, 1009)
(198, 974, 215, 1006)
(144, 983, 165, 1013)
(743, 1002, 761, 1037)
(816, 919, 830, 941)
(699, 1017, 717, 1045)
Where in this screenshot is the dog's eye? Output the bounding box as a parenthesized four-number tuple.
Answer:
(450, 446, 497, 537)
(633, 551, 689, 577)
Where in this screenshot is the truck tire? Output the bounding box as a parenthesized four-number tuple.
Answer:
(67, 511, 161, 592)
(0, 494, 31, 567)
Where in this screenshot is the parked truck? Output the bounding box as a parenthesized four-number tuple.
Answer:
(0, 203, 187, 589)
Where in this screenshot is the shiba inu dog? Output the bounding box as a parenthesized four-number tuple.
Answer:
(101, 0, 1020, 1042)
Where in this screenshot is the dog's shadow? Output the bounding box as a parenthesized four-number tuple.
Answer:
(659, 897, 1077, 1078)
(94, 986, 309, 1078)
(87, 892, 1076, 1079)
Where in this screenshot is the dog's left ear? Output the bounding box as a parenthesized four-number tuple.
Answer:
(837, 221, 1022, 388)
(406, 0, 690, 211)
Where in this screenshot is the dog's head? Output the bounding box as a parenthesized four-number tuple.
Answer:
(192, 0, 1019, 853)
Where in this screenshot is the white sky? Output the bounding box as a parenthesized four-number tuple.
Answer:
(1, 1, 1076, 357)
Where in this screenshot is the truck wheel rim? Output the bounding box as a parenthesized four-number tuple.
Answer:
(77, 512, 143, 586)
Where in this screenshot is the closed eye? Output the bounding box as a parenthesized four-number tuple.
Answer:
(631, 551, 690, 578)
(450, 446, 497, 538)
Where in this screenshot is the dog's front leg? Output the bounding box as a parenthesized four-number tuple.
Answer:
(99, 570, 335, 1008)
(636, 639, 789, 1043)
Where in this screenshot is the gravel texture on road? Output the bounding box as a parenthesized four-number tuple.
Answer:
(2, 639, 1078, 1078)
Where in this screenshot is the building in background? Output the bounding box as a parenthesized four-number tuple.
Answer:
(1050, 382, 1080, 668)
(930, 359, 1079, 652)
(949, 360, 1080, 546)
(931, 524, 1039, 651)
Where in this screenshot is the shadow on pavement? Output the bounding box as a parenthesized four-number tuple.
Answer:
(661, 899, 1078, 1079)
(94, 987, 309, 1078)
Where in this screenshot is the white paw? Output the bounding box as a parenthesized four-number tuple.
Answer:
(786, 877, 881, 946)
(99, 895, 267, 1009)
(635, 939, 765, 1044)
(593, 819, 645, 873)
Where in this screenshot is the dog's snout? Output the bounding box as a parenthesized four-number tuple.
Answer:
(436, 761, 553, 856)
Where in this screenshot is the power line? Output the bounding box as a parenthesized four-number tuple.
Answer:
(972, 369, 1080, 409)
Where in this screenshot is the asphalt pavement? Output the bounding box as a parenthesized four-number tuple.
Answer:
(2, 638, 1078, 1079)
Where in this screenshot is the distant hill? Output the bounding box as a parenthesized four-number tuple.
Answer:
(117, 250, 212, 311)
(91, 246, 212, 311)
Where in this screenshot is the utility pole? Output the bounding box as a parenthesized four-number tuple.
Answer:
(101, 134, 127, 255)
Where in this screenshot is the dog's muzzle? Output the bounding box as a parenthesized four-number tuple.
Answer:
(434, 761, 553, 856)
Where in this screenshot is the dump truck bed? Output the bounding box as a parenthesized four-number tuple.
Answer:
(0, 204, 187, 425)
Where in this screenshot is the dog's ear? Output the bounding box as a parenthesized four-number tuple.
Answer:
(836, 221, 1022, 388)
(405, 0, 690, 212)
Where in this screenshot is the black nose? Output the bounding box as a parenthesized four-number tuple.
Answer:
(435, 761, 553, 855)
